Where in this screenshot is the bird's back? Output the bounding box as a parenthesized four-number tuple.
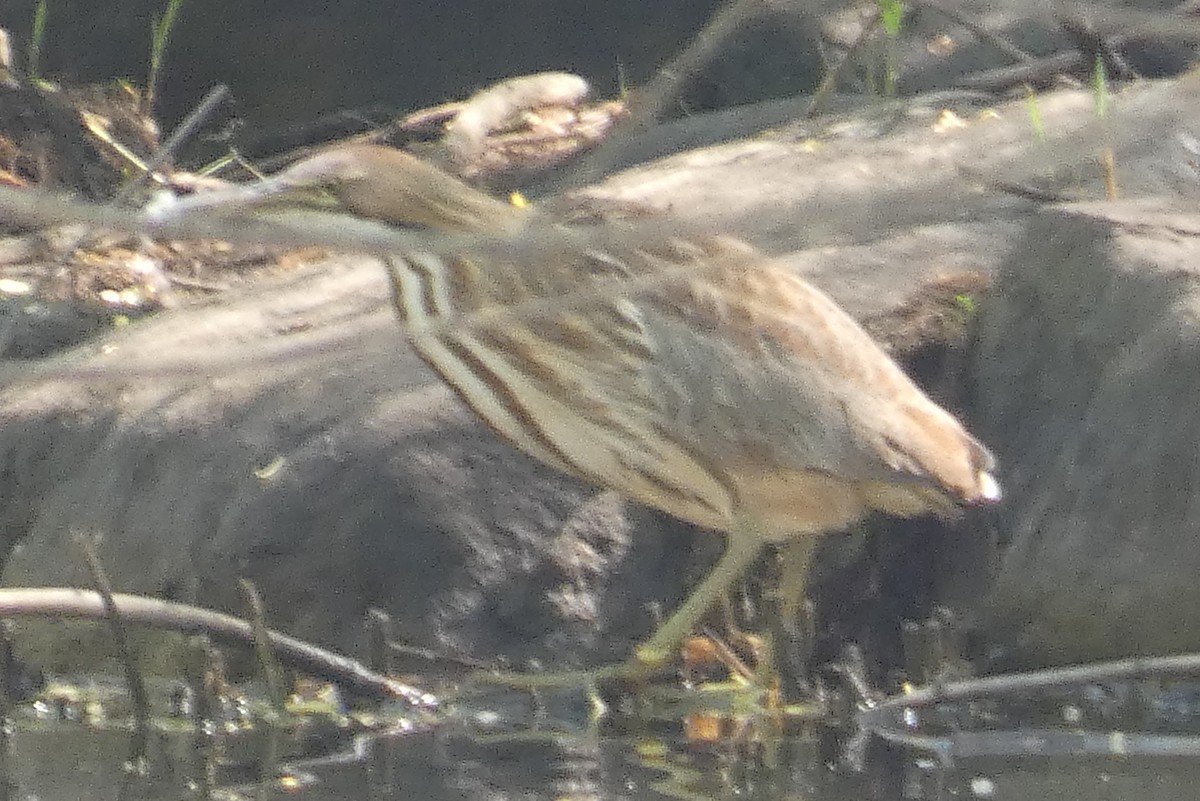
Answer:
(387, 222, 997, 537)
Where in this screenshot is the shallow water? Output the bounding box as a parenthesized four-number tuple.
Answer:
(8, 687, 1200, 801)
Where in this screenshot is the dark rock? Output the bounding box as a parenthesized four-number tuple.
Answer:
(974, 200, 1200, 667)
(19, 74, 1200, 676)
(0, 257, 713, 672)
(0, 211, 1000, 677)
(0, 85, 127, 203)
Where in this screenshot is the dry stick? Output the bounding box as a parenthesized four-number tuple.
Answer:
(0, 85, 233, 358)
(870, 724, 1200, 761)
(0, 182, 715, 273)
(956, 3, 1200, 94)
(117, 84, 233, 200)
(861, 652, 1200, 725)
(0, 622, 11, 715)
(0, 588, 428, 704)
(183, 635, 221, 725)
(0, 187, 770, 356)
(74, 532, 152, 763)
(910, 0, 1034, 64)
(556, 0, 767, 189)
(238, 578, 288, 714)
(366, 608, 391, 676)
(239, 579, 286, 801)
(0, 623, 13, 798)
(1052, 0, 1200, 44)
(804, 7, 882, 119)
(0, 184, 444, 258)
(858, 652, 1200, 760)
(1102, 147, 1119, 200)
(953, 51, 1085, 92)
(385, 639, 492, 674)
(367, 608, 493, 678)
(182, 636, 219, 800)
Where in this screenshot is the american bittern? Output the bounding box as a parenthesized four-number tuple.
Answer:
(217, 144, 1000, 674)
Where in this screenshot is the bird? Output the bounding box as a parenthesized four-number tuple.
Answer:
(209, 143, 1000, 676)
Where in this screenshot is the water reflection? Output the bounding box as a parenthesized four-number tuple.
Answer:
(5, 675, 1200, 801)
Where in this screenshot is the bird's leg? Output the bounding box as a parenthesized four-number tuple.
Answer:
(771, 534, 824, 695)
(631, 530, 765, 672)
(774, 533, 822, 633)
(467, 529, 772, 692)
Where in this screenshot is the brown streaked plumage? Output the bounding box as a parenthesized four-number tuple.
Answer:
(231, 143, 1000, 673)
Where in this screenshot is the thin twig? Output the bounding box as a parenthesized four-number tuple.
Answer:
(75, 532, 151, 761)
(182, 635, 221, 801)
(953, 51, 1085, 92)
(238, 578, 287, 713)
(366, 608, 390, 676)
(556, 0, 767, 188)
(909, 0, 1034, 64)
(873, 725, 1200, 761)
(118, 84, 233, 200)
(859, 651, 1200, 759)
(0, 588, 431, 704)
(805, 7, 882, 118)
(863, 651, 1200, 719)
(0, 86, 233, 357)
(0, 622, 13, 795)
(241, 578, 287, 798)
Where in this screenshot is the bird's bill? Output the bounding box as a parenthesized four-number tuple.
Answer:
(142, 173, 339, 224)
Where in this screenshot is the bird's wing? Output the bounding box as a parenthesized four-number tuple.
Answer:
(385, 234, 739, 531)
(634, 239, 996, 504)
(386, 224, 994, 533)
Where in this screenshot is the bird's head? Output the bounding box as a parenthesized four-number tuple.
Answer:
(251, 144, 527, 235)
